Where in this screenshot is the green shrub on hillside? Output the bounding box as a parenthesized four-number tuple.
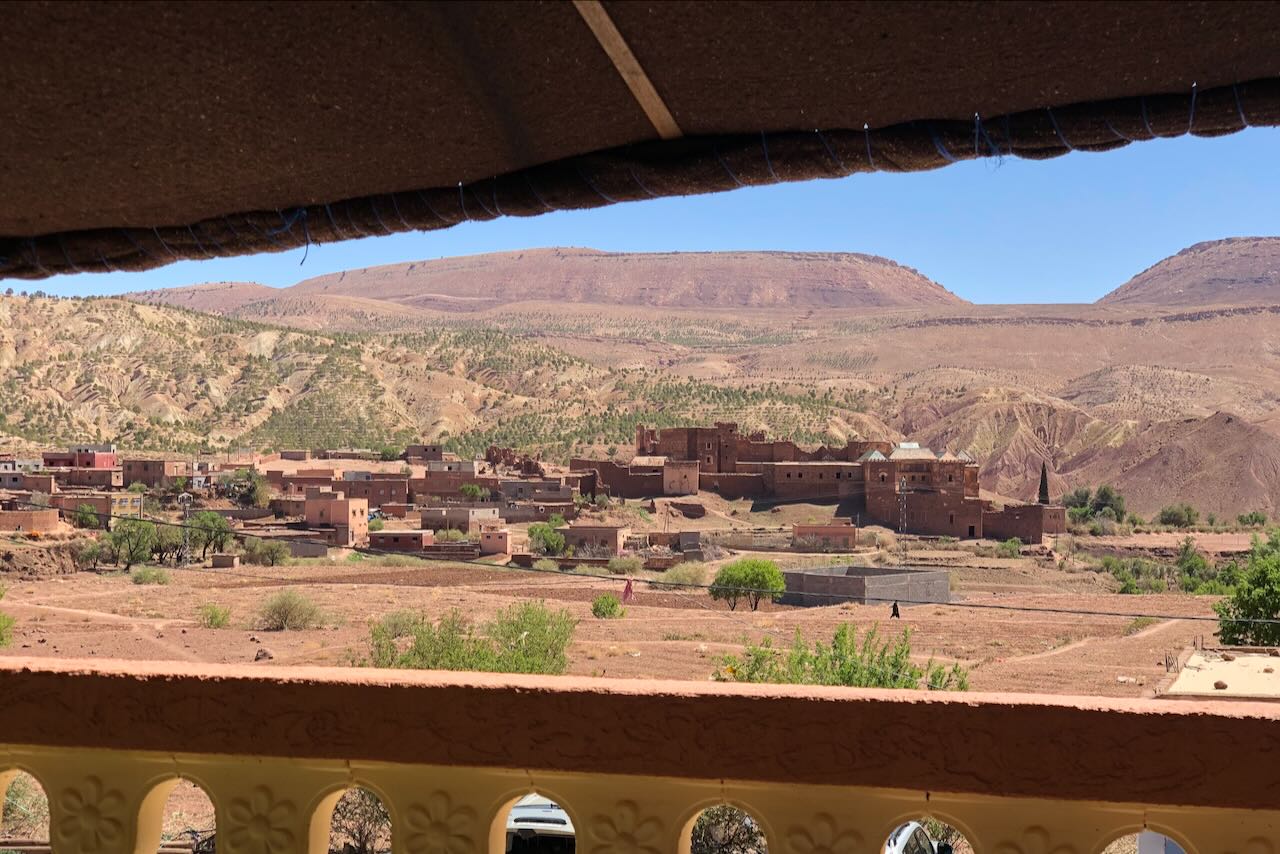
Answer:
(131, 567, 171, 585)
(257, 590, 323, 630)
(1157, 503, 1200, 528)
(714, 624, 968, 690)
(368, 601, 576, 673)
(196, 603, 231, 629)
(591, 593, 625, 619)
(995, 538, 1022, 558)
(606, 555, 643, 575)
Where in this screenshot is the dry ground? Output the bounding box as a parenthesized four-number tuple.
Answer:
(0, 551, 1216, 697)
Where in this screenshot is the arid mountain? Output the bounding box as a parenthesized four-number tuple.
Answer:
(1098, 237, 1280, 307)
(129, 281, 279, 314)
(13, 238, 1278, 518)
(135, 247, 966, 313)
(1061, 412, 1280, 519)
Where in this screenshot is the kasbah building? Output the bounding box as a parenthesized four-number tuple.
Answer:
(573, 422, 1066, 543)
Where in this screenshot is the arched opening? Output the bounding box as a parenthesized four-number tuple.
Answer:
(494, 793, 576, 853)
(159, 780, 216, 853)
(1, 770, 50, 845)
(884, 818, 973, 854)
(327, 787, 391, 854)
(688, 805, 768, 853)
(1102, 831, 1189, 854)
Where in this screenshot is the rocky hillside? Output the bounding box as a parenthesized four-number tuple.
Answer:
(135, 247, 967, 314)
(1098, 237, 1280, 307)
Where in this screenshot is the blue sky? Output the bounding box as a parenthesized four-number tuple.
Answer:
(38, 127, 1280, 305)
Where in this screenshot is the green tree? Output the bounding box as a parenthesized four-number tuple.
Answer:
(1090, 485, 1126, 521)
(191, 510, 232, 559)
(73, 540, 104, 571)
(1157, 503, 1199, 528)
(1238, 511, 1268, 527)
(1063, 486, 1091, 511)
(243, 537, 290, 566)
(110, 518, 157, 571)
(527, 522, 566, 556)
(592, 593, 625, 619)
(151, 523, 185, 565)
(1038, 461, 1050, 505)
(714, 624, 969, 690)
(127, 481, 148, 494)
(73, 503, 101, 529)
(710, 558, 785, 612)
(689, 806, 764, 854)
(459, 483, 489, 501)
(1216, 531, 1280, 646)
(368, 518, 385, 532)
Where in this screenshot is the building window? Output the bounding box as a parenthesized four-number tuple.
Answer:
(880, 473, 886, 483)
(948, 474, 954, 482)
(786, 473, 791, 478)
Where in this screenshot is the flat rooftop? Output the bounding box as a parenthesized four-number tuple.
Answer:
(1165, 651, 1280, 700)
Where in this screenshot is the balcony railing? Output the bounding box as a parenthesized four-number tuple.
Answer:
(2, 657, 1279, 854)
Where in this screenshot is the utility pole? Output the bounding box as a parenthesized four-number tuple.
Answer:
(177, 492, 193, 566)
(898, 476, 908, 534)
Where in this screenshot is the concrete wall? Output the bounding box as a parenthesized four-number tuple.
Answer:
(781, 565, 951, 607)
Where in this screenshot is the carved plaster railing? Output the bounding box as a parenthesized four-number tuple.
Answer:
(1, 658, 1279, 854)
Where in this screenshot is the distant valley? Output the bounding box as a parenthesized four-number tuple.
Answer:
(2, 238, 1278, 518)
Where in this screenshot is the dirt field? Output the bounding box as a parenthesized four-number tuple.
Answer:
(0, 553, 1218, 697)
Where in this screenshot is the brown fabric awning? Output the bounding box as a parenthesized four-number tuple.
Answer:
(2, 1, 1278, 280)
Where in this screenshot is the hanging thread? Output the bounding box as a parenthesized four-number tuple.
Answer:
(713, 147, 745, 187)
(152, 227, 179, 258)
(760, 131, 778, 181)
(576, 166, 619, 204)
(1045, 108, 1075, 151)
(814, 129, 848, 176)
(1187, 81, 1198, 134)
(863, 123, 876, 170)
(926, 123, 957, 163)
(1232, 83, 1251, 128)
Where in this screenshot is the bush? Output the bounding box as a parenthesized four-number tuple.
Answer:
(591, 593, 625, 619)
(375, 609, 424, 638)
(995, 538, 1022, 558)
(368, 518, 385, 532)
(435, 528, 468, 542)
(1216, 530, 1280, 646)
(1157, 503, 1200, 528)
(0, 585, 12, 648)
(242, 537, 290, 566)
(131, 567, 171, 585)
(690, 807, 763, 854)
(714, 624, 968, 690)
(661, 561, 709, 588)
(369, 601, 576, 673)
(1239, 511, 1269, 527)
(607, 555, 643, 575)
(532, 557, 561, 572)
(527, 522, 565, 555)
(196, 603, 231, 628)
(710, 558, 785, 611)
(257, 589, 323, 630)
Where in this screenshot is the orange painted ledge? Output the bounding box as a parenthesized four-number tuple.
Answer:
(1, 657, 1278, 810)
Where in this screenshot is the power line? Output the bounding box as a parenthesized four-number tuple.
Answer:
(11, 497, 1279, 626)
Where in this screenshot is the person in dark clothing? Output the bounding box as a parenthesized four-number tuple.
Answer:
(891, 600, 900, 619)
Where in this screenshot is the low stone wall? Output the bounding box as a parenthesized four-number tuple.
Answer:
(781, 564, 950, 607)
